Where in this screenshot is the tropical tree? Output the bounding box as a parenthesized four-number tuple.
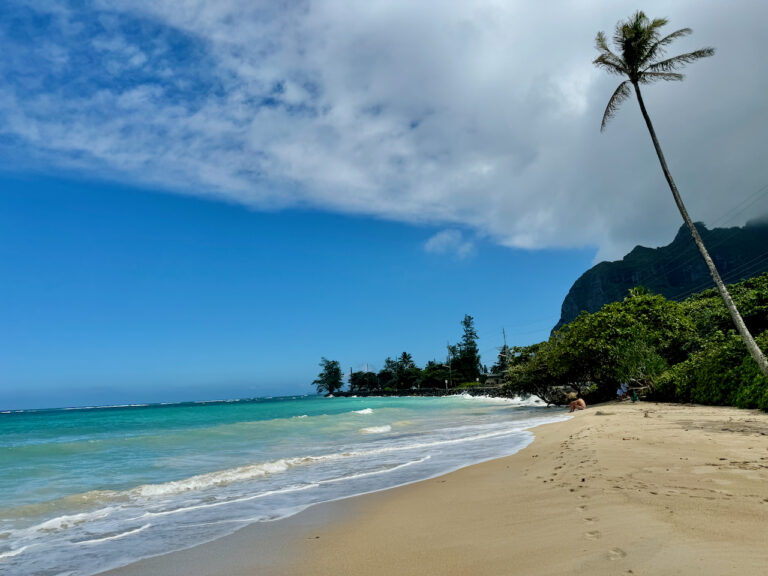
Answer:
(420, 360, 451, 390)
(393, 352, 421, 390)
(376, 357, 398, 391)
(313, 357, 344, 395)
(491, 343, 511, 376)
(454, 314, 482, 382)
(593, 11, 768, 377)
(349, 370, 378, 394)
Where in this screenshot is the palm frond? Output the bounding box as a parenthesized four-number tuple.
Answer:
(647, 18, 669, 33)
(600, 80, 632, 132)
(594, 12, 714, 132)
(594, 32, 626, 73)
(613, 11, 651, 47)
(593, 53, 627, 75)
(639, 71, 684, 83)
(595, 31, 611, 53)
(644, 48, 715, 73)
(642, 27, 691, 66)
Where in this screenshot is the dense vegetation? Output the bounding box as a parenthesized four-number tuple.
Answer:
(314, 315, 488, 395)
(504, 274, 768, 411)
(314, 276, 768, 411)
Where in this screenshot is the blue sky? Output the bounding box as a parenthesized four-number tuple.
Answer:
(1, 1, 767, 408)
(0, 175, 592, 408)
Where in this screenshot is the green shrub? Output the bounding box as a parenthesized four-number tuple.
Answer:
(652, 330, 768, 410)
(730, 331, 768, 409)
(456, 381, 482, 389)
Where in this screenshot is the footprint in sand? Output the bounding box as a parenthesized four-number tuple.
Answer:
(583, 517, 596, 523)
(585, 530, 602, 540)
(608, 547, 627, 560)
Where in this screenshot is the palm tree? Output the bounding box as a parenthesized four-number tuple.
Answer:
(594, 11, 768, 377)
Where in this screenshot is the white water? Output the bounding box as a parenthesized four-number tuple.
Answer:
(0, 394, 561, 576)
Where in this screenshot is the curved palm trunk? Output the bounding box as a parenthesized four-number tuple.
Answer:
(632, 82, 768, 377)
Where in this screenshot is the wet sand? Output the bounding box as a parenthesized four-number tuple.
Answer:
(102, 402, 768, 576)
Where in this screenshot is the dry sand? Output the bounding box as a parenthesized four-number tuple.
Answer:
(103, 402, 768, 576)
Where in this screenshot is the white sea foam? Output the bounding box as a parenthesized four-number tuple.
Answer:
(141, 483, 322, 518)
(32, 508, 115, 533)
(359, 425, 391, 434)
(321, 456, 430, 484)
(131, 423, 551, 499)
(132, 459, 295, 497)
(76, 523, 151, 545)
(22, 420, 555, 518)
(452, 393, 544, 406)
(507, 395, 545, 406)
(1, 397, 567, 576)
(0, 546, 28, 561)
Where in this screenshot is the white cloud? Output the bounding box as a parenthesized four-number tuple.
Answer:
(424, 229, 475, 259)
(1, 0, 767, 260)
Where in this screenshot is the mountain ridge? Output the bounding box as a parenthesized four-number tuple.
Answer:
(554, 221, 768, 331)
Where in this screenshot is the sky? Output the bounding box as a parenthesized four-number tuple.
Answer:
(1, 1, 767, 409)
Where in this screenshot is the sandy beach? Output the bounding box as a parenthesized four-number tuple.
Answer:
(103, 402, 768, 576)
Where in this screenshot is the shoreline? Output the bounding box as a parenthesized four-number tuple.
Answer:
(102, 402, 768, 575)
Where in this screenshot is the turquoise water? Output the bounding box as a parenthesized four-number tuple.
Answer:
(0, 395, 563, 575)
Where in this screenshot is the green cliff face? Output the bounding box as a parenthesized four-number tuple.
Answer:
(555, 220, 768, 332)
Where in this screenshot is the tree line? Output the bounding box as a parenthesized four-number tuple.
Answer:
(503, 274, 768, 411)
(313, 315, 508, 395)
(313, 275, 768, 410)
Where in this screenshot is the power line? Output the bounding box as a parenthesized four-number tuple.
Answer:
(603, 182, 768, 293)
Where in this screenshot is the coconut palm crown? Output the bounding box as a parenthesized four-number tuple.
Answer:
(594, 11, 714, 131)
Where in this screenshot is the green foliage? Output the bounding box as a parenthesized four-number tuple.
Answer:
(491, 344, 511, 376)
(683, 273, 768, 338)
(420, 361, 451, 390)
(451, 315, 482, 383)
(374, 353, 423, 391)
(505, 290, 700, 405)
(594, 10, 714, 130)
(650, 330, 768, 409)
(349, 371, 378, 394)
(313, 357, 344, 395)
(456, 382, 483, 389)
(503, 341, 567, 404)
(376, 357, 398, 391)
(317, 314, 488, 395)
(556, 226, 768, 330)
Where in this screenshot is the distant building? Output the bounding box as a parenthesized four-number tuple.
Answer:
(484, 373, 504, 387)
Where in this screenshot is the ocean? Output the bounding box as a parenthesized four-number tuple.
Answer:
(0, 394, 565, 575)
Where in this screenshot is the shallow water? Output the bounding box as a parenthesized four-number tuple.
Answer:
(0, 394, 563, 575)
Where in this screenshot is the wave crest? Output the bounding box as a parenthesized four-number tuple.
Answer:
(359, 425, 391, 434)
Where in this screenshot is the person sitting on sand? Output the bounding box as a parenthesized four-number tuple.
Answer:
(569, 398, 586, 412)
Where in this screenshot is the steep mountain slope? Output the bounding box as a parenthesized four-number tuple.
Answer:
(555, 221, 768, 331)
